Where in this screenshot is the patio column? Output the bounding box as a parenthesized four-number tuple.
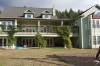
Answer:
(61, 20, 63, 26)
(15, 19, 17, 29)
(38, 20, 40, 32)
(2, 38, 4, 48)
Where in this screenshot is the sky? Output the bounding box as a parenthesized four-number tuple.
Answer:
(0, 0, 99, 11)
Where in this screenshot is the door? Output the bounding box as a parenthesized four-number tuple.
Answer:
(0, 39, 2, 46)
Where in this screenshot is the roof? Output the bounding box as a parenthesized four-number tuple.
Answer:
(0, 7, 53, 18)
(81, 4, 100, 17)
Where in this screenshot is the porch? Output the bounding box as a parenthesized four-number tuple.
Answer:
(0, 37, 64, 48)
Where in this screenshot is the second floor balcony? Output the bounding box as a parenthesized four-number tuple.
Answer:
(0, 25, 78, 37)
(17, 25, 54, 33)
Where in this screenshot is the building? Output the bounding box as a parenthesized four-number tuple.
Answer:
(0, 7, 78, 49)
(76, 5, 100, 48)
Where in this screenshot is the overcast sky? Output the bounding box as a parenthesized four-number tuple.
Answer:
(0, 0, 99, 11)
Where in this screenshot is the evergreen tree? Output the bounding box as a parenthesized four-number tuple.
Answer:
(56, 8, 83, 20)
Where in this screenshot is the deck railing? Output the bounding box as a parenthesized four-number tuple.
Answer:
(0, 25, 79, 37)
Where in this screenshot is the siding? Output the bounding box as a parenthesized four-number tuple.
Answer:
(82, 16, 91, 48)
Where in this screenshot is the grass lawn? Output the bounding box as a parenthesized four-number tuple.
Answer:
(0, 48, 99, 66)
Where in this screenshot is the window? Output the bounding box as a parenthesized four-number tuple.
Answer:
(42, 15, 51, 19)
(93, 36, 96, 45)
(96, 20, 100, 28)
(2, 21, 13, 30)
(92, 19, 100, 28)
(97, 36, 100, 44)
(25, 14, 33, 19)
(3, 21, 12, 26)
(93, 36, 100, 45)
(44, 15, 49, 18)
(27, 14, 32, 18)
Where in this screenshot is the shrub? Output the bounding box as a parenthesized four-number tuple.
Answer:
(35, 32, 47, 48)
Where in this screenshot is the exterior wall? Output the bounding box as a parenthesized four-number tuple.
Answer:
(80, 12, 100, 48)
(0, 18, 76, 48)
(75, 19, 82, 48)
(78, 15, 91, 48)
(82, 16, 91, 48)
(91, 18, 100, 48)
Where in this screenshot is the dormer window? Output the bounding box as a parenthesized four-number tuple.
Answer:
(42, 10, 52, 19)
(24, 9, 34, 19)
(42, 14, 51, 19)
(25, 14, 33, 18)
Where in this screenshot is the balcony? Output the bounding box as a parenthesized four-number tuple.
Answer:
(15, 32, 59, 37)
(14, 26, 59, 37)
(0, 25, 79, 37)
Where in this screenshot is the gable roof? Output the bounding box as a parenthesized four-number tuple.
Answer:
(0, 7, 53, 18)
(81, 4, 100, 17)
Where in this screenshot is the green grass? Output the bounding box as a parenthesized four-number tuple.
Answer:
(0, 61, 6, 66)
(0, 48, 98, 66)
(47, 47, 66, 51)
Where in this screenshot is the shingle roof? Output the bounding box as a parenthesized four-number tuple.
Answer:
(0, 7, 53, 18)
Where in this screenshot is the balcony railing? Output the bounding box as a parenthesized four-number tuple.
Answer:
(0, 25, 79, 37)
(17, 26, 55, 33)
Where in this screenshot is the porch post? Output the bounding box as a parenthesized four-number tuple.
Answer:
(38, 20, 40, 32)
(61, 20, 63, 26)
(2, 38, 4, 48)
(6, 38, 8, 48)
(15, 19, 17, 29)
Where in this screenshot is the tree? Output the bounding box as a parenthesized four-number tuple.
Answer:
(56, 8, 83, 20)
(4, 25, 17, 48)
(55, 26, 72, 48)
(34, 32, 47, 48)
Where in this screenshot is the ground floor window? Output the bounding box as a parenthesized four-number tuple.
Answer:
(93, 36, 96, 45)
(93, 36, 100, 45)
(97, 36, 100, 44)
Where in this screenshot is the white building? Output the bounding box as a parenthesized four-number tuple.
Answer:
(0, 7, 77, 49)
(77, 4, 100, 48)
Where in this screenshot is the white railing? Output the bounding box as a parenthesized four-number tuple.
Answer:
(0, 31, 78, 37)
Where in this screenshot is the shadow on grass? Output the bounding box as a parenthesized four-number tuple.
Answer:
(10, 56, 68, 66)
(46, 54, 100, 66)
(10, 54, 100, 66)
